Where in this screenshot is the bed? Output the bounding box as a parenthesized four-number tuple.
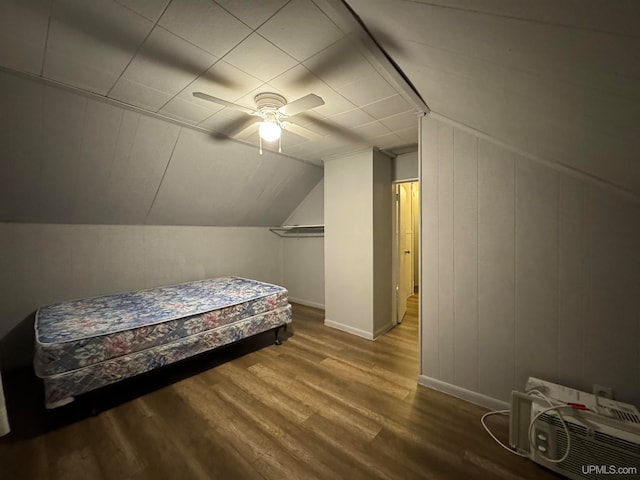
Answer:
(34, 277, 291, 408)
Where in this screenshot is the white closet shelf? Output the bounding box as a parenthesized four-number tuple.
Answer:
(269, 225, 324, 237)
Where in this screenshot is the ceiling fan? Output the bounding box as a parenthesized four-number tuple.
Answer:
(193, 91, 326, 154)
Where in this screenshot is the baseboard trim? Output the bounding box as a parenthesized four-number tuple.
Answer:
(324, 319, 373, 340)
(417, 375, 509, 411)
(288, 297, 325, 310)
(373, 321, 395, 339)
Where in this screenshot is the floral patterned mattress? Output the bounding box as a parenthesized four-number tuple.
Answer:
(35, 277, 289, 378)
(41, 305, 291, 407)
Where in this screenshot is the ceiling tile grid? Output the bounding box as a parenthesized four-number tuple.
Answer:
(0, 0, 421, 169)
(0, 0, 50, 75)
(108, 77, 174, 111)
(111, 26, 218, 102)
(157, 0, 252, 57)
(44, 0, 155, 94)
(113, 0, 172, 23)
(257, 0, 344, 62)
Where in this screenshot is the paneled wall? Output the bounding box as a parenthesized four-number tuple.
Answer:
(0, 70, 323, 226)
(0, 223, 283, 368)
(420, 115, 640, 406)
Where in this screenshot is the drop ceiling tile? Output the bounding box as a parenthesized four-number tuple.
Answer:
(374, 132, 404, 149)
(258, 0, 343, 61)
(289, 111, 328, 130)
(45, 0, 153, 92)
(199, 108, 252, 135)
(44, 51, 120, 95)
(335, 74, 397, 107)
(114, 0, 171, 22)
(185, 60, 264, 104)
(302, 38, 370, 88)
(215, 0, 289, 29)
(327, 108, 375, 128)
(159, 96, 218, 124)
(395, 125, 419, 143)
(380, 111, 419, 131)
(223, 33, 298, 83)
(158, 0, 251, 57)
(361, 94, 413, 119)
(0, 0, 49, 75)
(269, 65, 355, 117)
(109, 77, 173, 110)
(119, 27, 217, 98)
(266, 64, 318, 99)
(352, 121, 392, 139)
(280, 132, 311, 148)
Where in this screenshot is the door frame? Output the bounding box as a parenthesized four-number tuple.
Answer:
(392, 180, 418, 324)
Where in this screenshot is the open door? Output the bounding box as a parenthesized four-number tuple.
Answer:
(393, 183, 413, 323)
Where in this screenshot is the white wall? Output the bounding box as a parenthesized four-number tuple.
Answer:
(412, 183, 419, 287)
(283, 179, 324, 227)
(324, 149, 393, 339)
(0, 223, 283, 368)
(282, 179, 325, 308)
(325, 151, 374, 337)
(392, 151, 419, 182)
(372, 149, 393, 336)
(420, 115, 640, 407)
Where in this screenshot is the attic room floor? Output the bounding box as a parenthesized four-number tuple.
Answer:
(0, 297, 560, 479)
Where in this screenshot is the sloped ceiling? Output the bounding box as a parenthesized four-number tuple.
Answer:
(4, 0, 635, 227)
(0, 0, 428, 226)
(0, 70, 323, 225)
(0, 0, 419, 162)
(346, 0, 640, 197)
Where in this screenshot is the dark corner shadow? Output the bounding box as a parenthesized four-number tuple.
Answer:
(0, 326, 292, 442)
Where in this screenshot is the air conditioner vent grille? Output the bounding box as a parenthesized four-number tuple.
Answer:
(539, 413, 587, 436)
(553, 431, 640, 479)
(593, 431, 640, 454)
(610, 408, 640, 424)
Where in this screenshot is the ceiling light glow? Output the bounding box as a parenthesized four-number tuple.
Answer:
(259, 120, 281, 142)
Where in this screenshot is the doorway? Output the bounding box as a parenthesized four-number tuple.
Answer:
(392, 181, 419, 324)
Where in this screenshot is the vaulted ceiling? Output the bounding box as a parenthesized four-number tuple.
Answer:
(0, 0, 419, 162)
(347, 0, 640, 197)
(0, 0, 637, 228)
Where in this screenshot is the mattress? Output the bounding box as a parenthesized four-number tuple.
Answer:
(41, 305, 292, 406)
(35, 277, 289, 377)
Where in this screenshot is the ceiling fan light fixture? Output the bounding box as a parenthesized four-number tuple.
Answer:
(259, 119, 281, 142)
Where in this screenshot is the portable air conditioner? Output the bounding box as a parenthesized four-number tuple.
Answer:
(509, 377, 640, 480)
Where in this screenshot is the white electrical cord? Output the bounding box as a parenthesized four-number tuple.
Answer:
(481, 388, 574, 463)
(480, 410, 529, 457)
(527, 404, 573, 464)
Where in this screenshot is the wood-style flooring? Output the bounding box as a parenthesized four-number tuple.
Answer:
(0, 297, 560, 479)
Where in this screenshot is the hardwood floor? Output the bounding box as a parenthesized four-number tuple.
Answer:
(0, 298, 560, 479)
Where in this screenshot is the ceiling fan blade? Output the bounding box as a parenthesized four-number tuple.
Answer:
(282, 121, 323, 140)
(279, 94, 325, 116)
(192, 92, 255, 115)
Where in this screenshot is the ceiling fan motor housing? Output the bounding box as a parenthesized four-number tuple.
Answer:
(254, 93, 287, 114)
